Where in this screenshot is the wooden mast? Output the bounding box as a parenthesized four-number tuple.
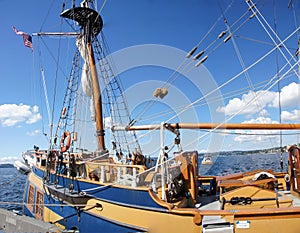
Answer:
(87, 42, 106, 150)
(61, 3, 105, 151)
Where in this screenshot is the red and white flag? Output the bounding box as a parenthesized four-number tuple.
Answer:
(12, 26, 33, 50)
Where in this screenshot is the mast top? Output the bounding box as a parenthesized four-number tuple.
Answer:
(61, 6, 103, 36)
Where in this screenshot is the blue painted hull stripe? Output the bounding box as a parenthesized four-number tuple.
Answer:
(83, 210, 148, 232)
(94, 196, 168, 213)
(31, 166, 164, 210)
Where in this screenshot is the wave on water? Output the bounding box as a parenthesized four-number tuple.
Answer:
(199, 152, 287, 176)
(0, 168, 27, 211)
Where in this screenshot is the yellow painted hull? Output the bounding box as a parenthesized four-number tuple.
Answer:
(23, 150, 300, 233)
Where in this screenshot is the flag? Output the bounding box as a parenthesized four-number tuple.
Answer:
(12, 26, 33, 50)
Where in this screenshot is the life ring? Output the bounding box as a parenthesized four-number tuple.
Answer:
(60, 131, 71, 153)
(284, 174, 290, 183)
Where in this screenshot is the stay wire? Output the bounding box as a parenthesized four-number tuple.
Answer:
(272, 0, 284, 170)
(289, 0, 300, 144)
(167, 28, 299, 124)
(199, 128, 300, 136)
(248, 0, 299, 168)
(99, 0, 107, 13)
(246, 0, 298, 73)
(39, 0, 56, 32)
(132, 1, 236, 124)
(224, 0, 277, 150)
(183, 56, 299, 150)
(121, 28, 300, 154)
(49, 13, 64, 147)
(0, 171, 28, 187)
(132, 0, 264, 126)
(144, 0, 261, 121)
(137, 71, 293, 124)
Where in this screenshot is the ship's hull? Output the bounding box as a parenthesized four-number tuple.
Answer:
(23, 164, 300, 233)
(23, 171, 203, 232)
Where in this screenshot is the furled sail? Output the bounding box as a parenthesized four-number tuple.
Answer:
(76, 35, 96, 120)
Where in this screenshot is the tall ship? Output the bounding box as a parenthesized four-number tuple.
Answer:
(19, 0, 300, 232)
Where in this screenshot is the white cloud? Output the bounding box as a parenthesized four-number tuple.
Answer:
(233, 117, 279, 143)
(217, 90, 276, 116)
(270, 82, 300, 108)
(259, 109, 269, 117)
(2, 118, 21, 127)
(217, 82, 300, 116)
(26, 113, 42, 124)
(233, 133, 278, 143)
(281, 110, 300, 122)
(0, 156, 19, 164)
(0, 104, 41, 127)
(26, 129, 40, 136)
(32, 105, 39, 113)
(242, 116, 279, 124)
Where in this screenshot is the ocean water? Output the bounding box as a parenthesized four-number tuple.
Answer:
(199, 152, 288, 176)
(0, 153, 288, 211)
(0, 167, 27, 211)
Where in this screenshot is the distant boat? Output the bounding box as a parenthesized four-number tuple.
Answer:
(13, 160, 30, 174)
(201, 156, 213, 165)
(21, 147, 48, 168)
(21, 150, 36, 168)
(17, 147, 48, 174)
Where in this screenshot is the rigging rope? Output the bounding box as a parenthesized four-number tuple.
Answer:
(40, 67, 51, 127)
(199, 128, 300, 136)
(0, 173, 28, 187)
(183, 57, 300, 150)
(273, 0, 284, 170)
(111, 26, 300, 155)
(39, 0, 56, 32)
(288, 0, 300, 144)
(167, 28, 299, 123)
(131, 1, 237, 124)
(49, 15, 64, 148)
(94, 33, 142, 155)
(219, 0, 277, 150)
(246, 0, 298, 74)
(32, 1, 300, 157)
(99, 0, 107, 13)
(0, 201, 97, 208)
(130, 0, 279, 128)
(248, 0, 300, 164)
(138, 74, 293, 124)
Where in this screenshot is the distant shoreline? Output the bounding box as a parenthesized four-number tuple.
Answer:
(0, 164, 14, 168)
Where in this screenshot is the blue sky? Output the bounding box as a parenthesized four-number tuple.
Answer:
(0, 0, 299, 163)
